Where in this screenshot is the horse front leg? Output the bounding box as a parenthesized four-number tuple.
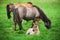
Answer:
(13, 15, 17, 31)
(31, 18, 40, 28)
(31, 20, 36, 28)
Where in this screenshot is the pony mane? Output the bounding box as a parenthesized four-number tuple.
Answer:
(33, 5, 47, 21)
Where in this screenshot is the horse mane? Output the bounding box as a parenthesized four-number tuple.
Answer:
(33, 5, 47, 21)
(33, 5, 51, 29)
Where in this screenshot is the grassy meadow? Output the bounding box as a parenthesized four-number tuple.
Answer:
(0, 0, 60, 40)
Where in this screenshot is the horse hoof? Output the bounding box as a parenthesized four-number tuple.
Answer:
(14, 29, 16, 31)
(19, 28, 25, 31)
(19, 28, 22, 30)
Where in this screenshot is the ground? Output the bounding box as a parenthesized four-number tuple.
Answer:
(0, 0, 60, 40)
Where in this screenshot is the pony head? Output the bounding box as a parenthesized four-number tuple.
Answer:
(26, 23, 40, 35)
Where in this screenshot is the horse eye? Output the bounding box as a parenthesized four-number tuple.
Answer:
(32, 29, 34, 32)
(28, 32, 30, 35)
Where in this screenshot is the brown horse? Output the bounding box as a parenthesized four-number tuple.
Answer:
(6, 2, 51, 30)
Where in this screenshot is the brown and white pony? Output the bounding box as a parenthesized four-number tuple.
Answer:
(26, 23, 40, 35)
(6, 2, 51, 30)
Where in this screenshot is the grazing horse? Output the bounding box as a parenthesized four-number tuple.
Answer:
(6, 2, 51, 30)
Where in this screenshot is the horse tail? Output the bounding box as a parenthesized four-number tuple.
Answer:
(33, 5, 51, 29)
(6, 4, 11, 19)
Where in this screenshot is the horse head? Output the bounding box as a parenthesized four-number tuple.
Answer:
(44, 19, 51, 29)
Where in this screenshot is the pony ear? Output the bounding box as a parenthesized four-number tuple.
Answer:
(33, 24, 38, 28)
(6, 4, 11, 19)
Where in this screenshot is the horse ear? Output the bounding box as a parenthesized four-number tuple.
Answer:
(33, 23, 38, 28)
(6, 4, 11, 19)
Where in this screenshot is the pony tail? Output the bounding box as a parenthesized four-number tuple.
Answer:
(6, 4, 11, 19)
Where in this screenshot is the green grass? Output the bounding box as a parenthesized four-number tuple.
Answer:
(0, 0, 60, 40)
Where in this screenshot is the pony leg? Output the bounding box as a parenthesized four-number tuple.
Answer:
(31, 18, 40, 28)
(14, 22, 17, 31)
(13, 15, 17, 31)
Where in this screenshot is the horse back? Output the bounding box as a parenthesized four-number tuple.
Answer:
(17, 6, 27, 19)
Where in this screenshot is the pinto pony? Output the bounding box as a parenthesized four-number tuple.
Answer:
(26, 23, 40, 35)
(6, 2, 51, 30)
